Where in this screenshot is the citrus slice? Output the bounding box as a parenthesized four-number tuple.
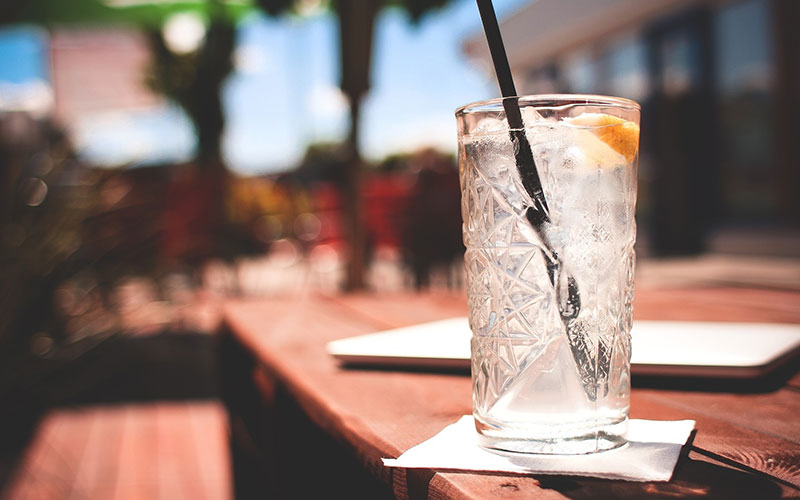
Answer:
(566, 113, 640, 162)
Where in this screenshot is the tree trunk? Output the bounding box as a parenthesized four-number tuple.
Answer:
(342, 96, 366, 290)
(147, 17, 234, 264)
(189, 19, 234, 175)
(337, 0, 379, 291)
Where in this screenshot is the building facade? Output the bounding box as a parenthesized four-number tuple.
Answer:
(465, 0, 799, 255)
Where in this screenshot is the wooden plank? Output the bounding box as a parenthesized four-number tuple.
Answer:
(637, 388, 800, 444)
(434, 450, 800, 500)
(633, 287, 800, 323)
(4, 411, 70, 499)
(156, 404, 205, 500)
(69, 406, 125, 499)
(187, 403, 233, 500)
(686, 451, 800, 499)
(152, 402, 232, 500)
(631, 392, 800, 489)
(112, 406, 160, 500)
(423, 449, 800, 499)
(398, 469, 570, 500)
(5, 407, 97, 500)
(2, 404, 232, 500)
(325, 292, 468, 330)
(4, 416, 54, 499)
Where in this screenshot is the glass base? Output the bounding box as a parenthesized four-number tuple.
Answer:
(475, 416, 628, 455)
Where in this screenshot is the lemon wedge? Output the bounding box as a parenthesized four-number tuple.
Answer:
(566, 113, 640, 163)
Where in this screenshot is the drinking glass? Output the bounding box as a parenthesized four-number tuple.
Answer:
(456, 95, 640, 454)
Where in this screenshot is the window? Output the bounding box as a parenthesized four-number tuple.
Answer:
(713, 0, 775, 220)
(603, 36, 650, 102)
(559, 50, 597, 94)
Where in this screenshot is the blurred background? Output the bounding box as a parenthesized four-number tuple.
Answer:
(0, 0, 798, 498)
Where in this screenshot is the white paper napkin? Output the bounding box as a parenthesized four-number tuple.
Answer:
(383, 416, 695, 482)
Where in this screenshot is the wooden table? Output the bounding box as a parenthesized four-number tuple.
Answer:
(218, 288, 800, 499)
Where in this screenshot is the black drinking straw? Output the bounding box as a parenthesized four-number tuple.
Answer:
(475, 0, 607, 399)
(474, 0, 569, 300)
(475, 0, 550, 229)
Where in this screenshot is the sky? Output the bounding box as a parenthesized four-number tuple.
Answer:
(0, 26, 53, 115)
(0, 0, 530, 174)
(223, 0, 530, 173)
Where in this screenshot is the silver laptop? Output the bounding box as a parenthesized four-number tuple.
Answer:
(327, 318, 800, 378)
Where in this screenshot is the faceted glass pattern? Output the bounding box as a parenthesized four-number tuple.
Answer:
(457, 96, 639, 454)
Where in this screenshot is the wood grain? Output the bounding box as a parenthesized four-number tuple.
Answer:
(631, 392, 800, 488)
(632, 287, 800, 323)
(2, 403, 231, 500)
(156, 404, 198, 500)
(685, 451, 800, 500)
(638, 388, 800, 443)
(73, 406, 125, 499)
(325, 292, 468, 330)
(187, 403, 233, 500)
(4, 406, 95, 499)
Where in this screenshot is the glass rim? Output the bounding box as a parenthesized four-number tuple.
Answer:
(455, 94, 641, 117)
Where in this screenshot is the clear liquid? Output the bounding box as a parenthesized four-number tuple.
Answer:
(471, 335, 630, 454)
(460, 117, 636, 454)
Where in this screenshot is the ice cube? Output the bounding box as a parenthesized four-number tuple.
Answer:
(473, 117, 508, 136)
(521, 105, 546, 126)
